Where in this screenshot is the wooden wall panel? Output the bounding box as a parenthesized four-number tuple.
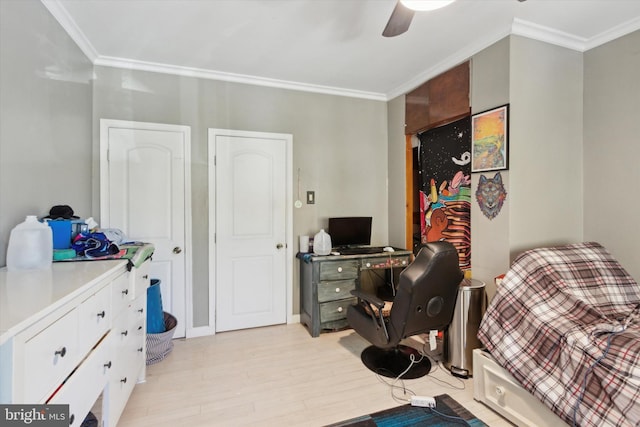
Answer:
(405, 82, 430, 135)
(428, 62, 470, 128)
(405, 61, 470, 135)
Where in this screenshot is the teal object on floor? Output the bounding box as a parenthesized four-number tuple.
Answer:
(147, 279, 166, 333)
(325, 394, 488, 427)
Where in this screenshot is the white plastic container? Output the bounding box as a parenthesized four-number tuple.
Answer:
(299, 235, 310, 253)
(313, 229, 332, 255)
(6, 216, 53, 271)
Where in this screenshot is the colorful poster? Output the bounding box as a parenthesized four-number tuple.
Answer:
(471, 105, 509, 172)
(419, 117, 471, 270)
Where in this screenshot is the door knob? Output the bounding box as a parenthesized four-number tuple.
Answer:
(173, 246, 182, 254)
(276, 243, 284, 249)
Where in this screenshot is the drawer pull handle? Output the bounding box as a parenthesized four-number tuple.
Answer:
(104, 361, 112, 369)
(138, 326, 143, 331)
(495, 386, 505, 396)
(143, 274, 149, 279)
(97, 310, 106, 318)
(121, 330, 128, 336)
(335, 288, 340, 293)
(337, 307, 343, 313)
(122, 289, 129, 295)
(366, 263, 371, 268)
(337, 267, 343, 273)
(138, 308, 144, 313)
(402, 260, 407, 265)
(54, 347, 67, 358)
(69, 413, 75, 425)
(121, 377, 127, 384)
(138, 347, 144, 352)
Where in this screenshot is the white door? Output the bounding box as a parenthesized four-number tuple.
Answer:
(210, 129, 291, 332)
(100, 120, 191, 338)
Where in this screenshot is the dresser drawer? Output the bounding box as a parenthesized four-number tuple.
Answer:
(48, 335, 111, 426)
(24, 308, 80, 403)
(130, 296, 147, 369)
(318, 280, 356, 303)
(111, 272, 133, 316)
(131, 260, 150, 299)
(108, 313, 140, 427)
(320, 298, 356, 323)
(319, 260, 358, 281)
(78, 284, 111, 354)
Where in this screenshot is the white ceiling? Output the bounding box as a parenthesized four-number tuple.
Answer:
(44, 0, 640, 100)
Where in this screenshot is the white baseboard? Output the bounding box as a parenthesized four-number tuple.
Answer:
(186, 325, 215, 338)
(185, 315, 300, 339)
(288, 314, 300, 324)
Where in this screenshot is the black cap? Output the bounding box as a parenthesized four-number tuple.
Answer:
(45, 205, 79, 220)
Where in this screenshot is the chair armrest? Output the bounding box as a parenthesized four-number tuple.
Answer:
(350, 289, 390, 342)
(350, 289, 385, 309)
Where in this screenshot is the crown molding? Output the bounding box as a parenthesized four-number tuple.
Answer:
(40, 0, 98, 62)
(41, 1, 639, 102)
(93, 56, 387, 101)
(511, 18, 588, 51)
(584, 16, 640, 50)
(386, 18, 640, 100)
(385, 25, 512, 100)
(40, 0, 385, 100)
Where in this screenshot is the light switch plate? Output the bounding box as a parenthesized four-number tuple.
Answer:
(307, 191, 315, 204)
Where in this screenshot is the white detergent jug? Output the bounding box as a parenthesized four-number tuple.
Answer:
(313, 229, 332, 255)
(6, 216, 53, 271)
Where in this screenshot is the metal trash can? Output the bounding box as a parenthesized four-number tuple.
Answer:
(443, 278, 487, 378)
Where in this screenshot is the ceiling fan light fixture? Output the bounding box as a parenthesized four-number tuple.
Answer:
(400, 0, 456, 12)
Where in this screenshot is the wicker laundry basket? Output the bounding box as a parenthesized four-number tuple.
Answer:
(146, 311, 177, 365)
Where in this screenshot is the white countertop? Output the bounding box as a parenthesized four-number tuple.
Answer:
(0, 260, 127, 345)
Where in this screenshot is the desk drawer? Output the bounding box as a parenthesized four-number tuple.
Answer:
(318, 280, 356, 303)
(319, 261, 358, 281)
(24, 308, 79, 403)
(320, 298, 356, 323)
(361, 255, 410, 270)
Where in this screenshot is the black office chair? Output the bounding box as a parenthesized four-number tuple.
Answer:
(347, 241, 463, 379)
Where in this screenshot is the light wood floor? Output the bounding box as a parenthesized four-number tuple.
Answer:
(118, 324, 513, 426)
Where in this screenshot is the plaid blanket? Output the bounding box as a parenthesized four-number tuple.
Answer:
(478, 242, 640, 427)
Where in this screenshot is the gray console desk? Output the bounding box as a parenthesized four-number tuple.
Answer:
(299, 248, 412, 337)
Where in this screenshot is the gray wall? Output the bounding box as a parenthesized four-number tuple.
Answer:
(0, 0, 93, 265)
(2, 1, 638, 331)
(386, 95, 407, 249)
(92, 66, 389, 326)
(584, 30, 640, 280)
(509, 36, 584, 255)
(388, 34, 636, 299)
(469, 37, 511, 301)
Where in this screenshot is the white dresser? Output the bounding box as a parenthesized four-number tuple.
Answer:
(0, 259, 150, 427)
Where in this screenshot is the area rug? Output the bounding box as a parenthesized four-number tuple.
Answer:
(326, 394, 487, 426)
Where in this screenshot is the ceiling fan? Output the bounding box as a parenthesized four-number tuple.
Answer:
(383, 0, 526, 37)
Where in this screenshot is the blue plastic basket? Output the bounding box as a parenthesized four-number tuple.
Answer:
(147, 279, 166, 333)
(48, 219, 72, 249)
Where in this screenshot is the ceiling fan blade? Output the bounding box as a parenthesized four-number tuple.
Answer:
(382, 1, 415, 37)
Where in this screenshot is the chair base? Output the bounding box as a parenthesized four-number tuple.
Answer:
(360, 344, 432, 379)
